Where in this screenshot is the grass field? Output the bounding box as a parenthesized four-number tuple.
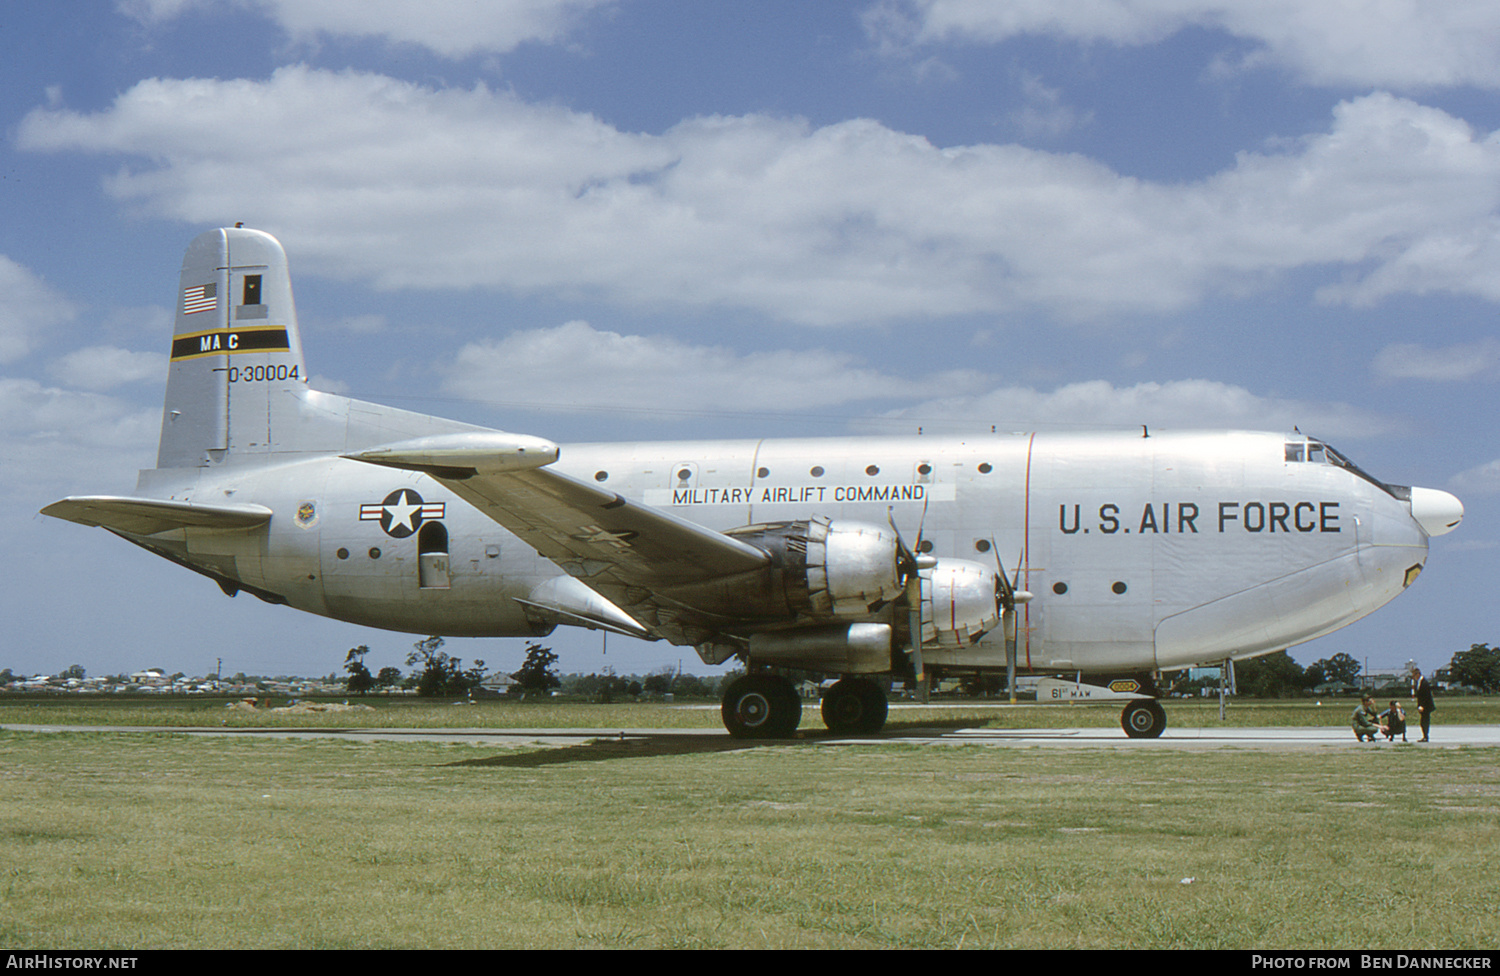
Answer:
(2, 697, 1497, 950)
(3, 692, 1499, 731)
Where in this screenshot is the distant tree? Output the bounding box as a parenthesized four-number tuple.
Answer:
(1447, 643, 1500, 692)
(593, 668, 631, 703)
(60, 664, 86, 680)
(1234, 651, 1306, 698)
(672, 673, 715, 698)
(405, 636, 486, 697)
(375, 666, 402, 690)
(564, 672, 603, 698)
(510, 643, 560, 698)
(643, 666, 676, 696)
(344, 645, 375, 695)
(1309, 652, 1362, 687)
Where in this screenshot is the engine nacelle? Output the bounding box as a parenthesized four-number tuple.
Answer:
(719, 518, 901, 618)
(748, 622, 892, 673)
(921, 558, 1000, 646)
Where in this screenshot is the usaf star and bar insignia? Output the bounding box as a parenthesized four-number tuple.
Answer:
(360, 488, 445, 538)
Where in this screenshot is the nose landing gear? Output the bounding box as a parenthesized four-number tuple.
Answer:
(1121, 699, 1167, 738)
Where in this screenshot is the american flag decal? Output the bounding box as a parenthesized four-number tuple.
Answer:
(182, 283, 217, 315)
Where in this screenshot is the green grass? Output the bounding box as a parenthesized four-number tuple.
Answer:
(2, 722, 1498, 949)
(2, 693, 1497, 732)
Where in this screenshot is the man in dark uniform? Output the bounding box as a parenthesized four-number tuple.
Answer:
(1411, 666, 1435, 742)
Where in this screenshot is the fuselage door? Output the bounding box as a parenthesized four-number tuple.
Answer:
(418, 520, 451, 589)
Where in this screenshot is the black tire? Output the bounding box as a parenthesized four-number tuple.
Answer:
(821, 678, 890, 734)
(1121, 699, 1167, 739)
(722, 675, 801, 738)
(819, 679, 876, 733)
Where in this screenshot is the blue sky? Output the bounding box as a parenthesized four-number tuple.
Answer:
(2, 0, 1495, 682)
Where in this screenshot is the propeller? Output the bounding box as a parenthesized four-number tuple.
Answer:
(888, 504, 936, 701)
(990, 541, 1033, 704)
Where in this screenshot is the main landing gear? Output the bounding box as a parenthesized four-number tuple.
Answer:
(721, 674, 803, 738)
(720, 674, 892, 738)
(819, 677, 889, 734)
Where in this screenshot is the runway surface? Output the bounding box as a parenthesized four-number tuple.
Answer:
(7, 722, 1499, 750)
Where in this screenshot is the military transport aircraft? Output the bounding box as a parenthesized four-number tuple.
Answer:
(43, 227, 1465, 738)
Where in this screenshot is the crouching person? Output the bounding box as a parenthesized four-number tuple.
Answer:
(1351, 696, 1386, 742)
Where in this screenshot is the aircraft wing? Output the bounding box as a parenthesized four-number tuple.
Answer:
(41, 496, 273, 536)
(349, 434, 772, 642)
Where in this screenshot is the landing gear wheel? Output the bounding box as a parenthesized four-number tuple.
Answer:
(1121, 699, 1167, 739)
(722, 675, 802, 739)
(821, 678, 889, 734)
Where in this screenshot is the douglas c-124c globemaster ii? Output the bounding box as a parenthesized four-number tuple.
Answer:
(44, 228, 1466, 738)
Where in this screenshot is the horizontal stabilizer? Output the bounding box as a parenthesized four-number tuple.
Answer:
(41, 495, 273, 536)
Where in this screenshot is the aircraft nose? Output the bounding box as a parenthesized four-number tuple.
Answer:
(1408, 486, 1464, 537)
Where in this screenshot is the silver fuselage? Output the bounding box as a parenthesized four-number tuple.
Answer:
(133, 425, 1429, 674)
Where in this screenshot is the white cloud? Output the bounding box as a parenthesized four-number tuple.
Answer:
(0, 377, 160, 502)
(19, 70, 1500, 324)
(1010, 71, 1093, 139)
(49, 346, 168, 391)
(872, 378, 1400, 438)
(441, 322, 1393, 443)
(119, 0, 614, 57)
(1373, 338, 1500, 381)
(443, 320, 974, 418)
(869, 0, 1500, 90)
(0, 256, 78, 364)
(1449, 458, 1500, 495)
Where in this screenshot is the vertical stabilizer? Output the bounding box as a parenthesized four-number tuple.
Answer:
(156, 227, 308, 468)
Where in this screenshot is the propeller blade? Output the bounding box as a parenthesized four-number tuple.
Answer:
(891, 506, 932, 702)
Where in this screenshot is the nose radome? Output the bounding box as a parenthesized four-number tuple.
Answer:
(1408, 487, 1464, 536)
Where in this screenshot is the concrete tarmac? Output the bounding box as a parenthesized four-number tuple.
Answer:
(6, 722, 1499, 749)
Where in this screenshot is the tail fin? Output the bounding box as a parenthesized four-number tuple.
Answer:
(156, 227, 309, 468)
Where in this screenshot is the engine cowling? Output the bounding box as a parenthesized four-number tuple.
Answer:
(719, 518, 902, 618)
(921, 558, 1000, 646)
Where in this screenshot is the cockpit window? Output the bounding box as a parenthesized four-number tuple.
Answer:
(1286, 438, 1400, 498)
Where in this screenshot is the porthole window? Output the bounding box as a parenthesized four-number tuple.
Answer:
(757, 467, 769, 478)
(594, 471, 609, 482)
(369, 547, 382, 560)
(810, 466, 824, 477)
(917, 463, 931, 475)
(1053, 582, 1068, 595)
(336, 548, 349, 560)
(677, 468, 692, 482)
(1112, 581, 1128, 595)
(865, 464, 880, 476)
(977, 462, 992, 474)
(974, 539, 991, 553)
(916, 539, 934, 554)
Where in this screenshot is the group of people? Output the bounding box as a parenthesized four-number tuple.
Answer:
(1351, 666, 1435, 743)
